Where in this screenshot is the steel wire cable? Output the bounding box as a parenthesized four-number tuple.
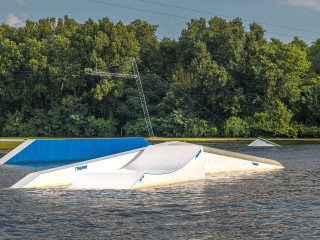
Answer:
(86, 0, 319, 41)
(135, 0, 320, 35)
(137, 61, 225, 124)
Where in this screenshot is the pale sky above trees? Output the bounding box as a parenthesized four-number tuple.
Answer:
(1, 0, 320, 44)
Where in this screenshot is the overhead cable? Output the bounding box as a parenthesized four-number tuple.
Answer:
(137, 61, 225, 124)
(135, 0, 320, 35)
(86, 0, 318, 41)
(87, 0, 190, 20)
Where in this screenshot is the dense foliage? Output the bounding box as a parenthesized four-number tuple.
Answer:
(1, 16, 320, 138)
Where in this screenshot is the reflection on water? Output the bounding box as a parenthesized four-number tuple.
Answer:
(0, 143, 320, 239)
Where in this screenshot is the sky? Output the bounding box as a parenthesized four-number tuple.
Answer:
(1, 0, 320, 45)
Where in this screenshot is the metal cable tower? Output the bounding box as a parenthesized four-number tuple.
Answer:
(131, 60, 154, 138)
(84, 60, 154, 138)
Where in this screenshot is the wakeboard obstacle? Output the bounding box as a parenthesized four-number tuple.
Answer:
(248, 137, 280, 147)
(1, 139, 284, 189)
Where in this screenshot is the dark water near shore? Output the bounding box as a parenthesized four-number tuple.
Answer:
(0, 143, 320, 239)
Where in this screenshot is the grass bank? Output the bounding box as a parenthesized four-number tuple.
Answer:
(1, 137, 320, 150)
(0, 141, 22, 150)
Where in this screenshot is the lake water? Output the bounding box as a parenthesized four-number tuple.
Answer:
(0, 142, 319, 239)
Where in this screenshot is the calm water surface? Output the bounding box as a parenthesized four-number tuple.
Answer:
(0, 142, 319, 239)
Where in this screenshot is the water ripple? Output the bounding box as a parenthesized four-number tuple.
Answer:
(0, 143, 320, 239)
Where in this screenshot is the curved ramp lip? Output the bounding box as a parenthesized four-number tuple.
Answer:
(10, 146, 148, 189)
(129, 147, 203, 189)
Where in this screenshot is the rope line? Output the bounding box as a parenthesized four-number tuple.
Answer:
(137, 61, 225, 124)
(86, 0, 318, 41)
(135, 0, 320, 35)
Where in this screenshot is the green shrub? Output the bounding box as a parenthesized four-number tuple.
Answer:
(2, 111, 24, 137)
(85, 116, 116, 137)
(123, 110, 218, 138)
(295, 124, 320, 138)
(123, 118, 149, 137)
(248, 101, 296, 137)
(224, 117, 250, 137)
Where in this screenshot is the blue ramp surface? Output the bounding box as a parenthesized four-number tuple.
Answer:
(2, 138, 150, 164)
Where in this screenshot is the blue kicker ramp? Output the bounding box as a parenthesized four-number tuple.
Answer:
(0, 138, 150, 165)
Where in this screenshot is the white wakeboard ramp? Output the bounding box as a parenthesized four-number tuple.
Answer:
(11, 142, 283, 190)
(248, 137, 280, 147)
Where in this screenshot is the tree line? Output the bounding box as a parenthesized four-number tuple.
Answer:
(1, 16, 320, 138)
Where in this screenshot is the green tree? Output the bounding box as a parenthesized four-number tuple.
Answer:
(0, 38, 23, 131)
(130, 19, 159, 70)
(204, 17, 245, 67)
(249, 101, 296, 137)
(1, 16, 320, 138)
(298, 78, 320, 125)
(307, 39, 320, 74)
(250, 39, 310, 110)
(224, 117, 250, 137)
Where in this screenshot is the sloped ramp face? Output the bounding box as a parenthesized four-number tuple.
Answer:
(10, 150, 144, 189)
(248, 137, 280, 147)
(70, 145, 204, 189)
(1, 138, 150, 165)
(0, 140, 35, 165)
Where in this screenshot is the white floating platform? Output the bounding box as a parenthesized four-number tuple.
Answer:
(248, 137, 280, 147)
(11, 142, 284, 190)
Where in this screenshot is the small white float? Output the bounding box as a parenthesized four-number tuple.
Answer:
(248, 137, 280, 147)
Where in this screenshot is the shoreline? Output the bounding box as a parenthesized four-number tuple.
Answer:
(145, 137, 320, 143)
(1, 137, 320, 150)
